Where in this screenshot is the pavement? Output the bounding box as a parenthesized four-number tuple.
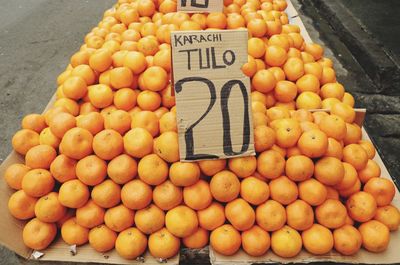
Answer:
(0, 0, 399, 265)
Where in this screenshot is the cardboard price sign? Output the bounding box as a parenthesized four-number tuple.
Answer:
(171, 29, 255, 161)
(177, 0, 223, 13)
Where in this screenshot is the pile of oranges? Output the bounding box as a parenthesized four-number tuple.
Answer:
(4, 0, 400, 261)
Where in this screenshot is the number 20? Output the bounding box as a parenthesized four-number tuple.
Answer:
(175, 77, 251, 161)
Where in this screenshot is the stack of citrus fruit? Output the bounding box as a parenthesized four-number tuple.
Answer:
(4, 0, 400, 260)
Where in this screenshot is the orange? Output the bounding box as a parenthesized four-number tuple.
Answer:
(342, 92, 355, 107)
(70, 50, 90, 67)
(22, 218, 57, 250)
(339, 178, 361, 198)
(107, 154, 137, 184)
(256, 150, 285, 179)
(359, 220, 390, 253)
(182, 227, 209, 249)
(197, 202, 226, 231)
(104, 110, 131, 135)
(88, 84, 114, 108)
(358, 159, 381, 183)
(53, 98, 80, 116)
(285, 155, 314, 182)
(286, 199, 314, 231)
(137, 90, 161, 111)
(168, 161, 200, 187)
(120, 9, 139, 25)
(325, 137, 343, 159)
(242, 55, 257, 77)
(152, 180, 183, 211)
(121, 179, 152, 210)
(131, 110, 159, 137)
(92, 39, 110, 57)
(61, 218, 89, 246)
(265, 45, 287, 66)
(114, 88, 137, 111)
(225, 198, 255, 231)
(59, 127, 93, 160)
(274, 80, 297, 103)
(247, 18, 267, 37)
(210, 170, 240, 202)
(228, 156, 257, 178)
(296, 91, 322, 109)
(364, 177, 395, 207)
(298, 178, 327, 206)
(123, 51, 147, 75)
(342, 143, 368, 170)
(320, 82, 345, 99)
(248, 37, 266, 59)
(271, 225, 302, 258)
(39, 127, 61, 149)
(109, 67, 134, 89)
(35, 192, 66, 223)
(206, 12, 227, 29)
(115, 228, 147, 260)
(198, 159, 226, 176)
(91, 179, 121, 208)
(137, 36, 159, 56)
(88, 225, 117, 252)
(76, 112, 104, 135)
(251, 69, 277, 93)
(304, 43, 324, 60)
(319, 114, 347, 141)
(135, 204, 165, 234)
(58, 179, 90, 208)
(76, 155, 107, 186)
(240, 176, 269, 205)
(333, 225, 362, 255)
(123, 128, 153, 158)
(4, 163, 30, 190)
(166, 205, 198, 238)
(344, 122, 362, 145)
(153, 132, 179, 162)
(21, 114, 46, 133)
(311, 111, 329, 125)
(76, 199, 105, 228)
(304, 62, 323, 79)
(302, 224, 333, 255)
(159, 111, 177, 133)
(62, 76, 88, 100)
(283, 57, 304, 81)
(254, 125, 276, 152)
(50, 154, 77, 183)
(297, 129, 328, 158)
(346, 191, 377, 222)
(314, 157, 344, 186)
(160, 84, 176, 108)
(148, 228, 180, 259)
(334, 162, 358, 190)
(183, 179, 212, 210)
(22, 169, 55, 198)
(138, 154, 168, 185)
(374, 205, 400, 231)
(8, 190, 37, 220)
(241, 225, 271, 256)
(71, 64, 96, 85)
(48, 112, 76, 139)
(92, 130, 124, 161)
(210, 224, 241, 256)
(359, 140, 376, 159)
(256, 200, 286, 232)
(273, 118, 302, 148)
(104, 204, 135, 232)
(315, 199, 347, 228)
(25, 145, 57, 169)
(331, 102, 355, 123)
(140, 66, 168, 91)
(296, 74, 320, 93)
(269, 176, 298, 205)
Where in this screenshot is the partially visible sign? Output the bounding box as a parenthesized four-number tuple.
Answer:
(171, 29, 255, 161)
(177, 0, 223, 13)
